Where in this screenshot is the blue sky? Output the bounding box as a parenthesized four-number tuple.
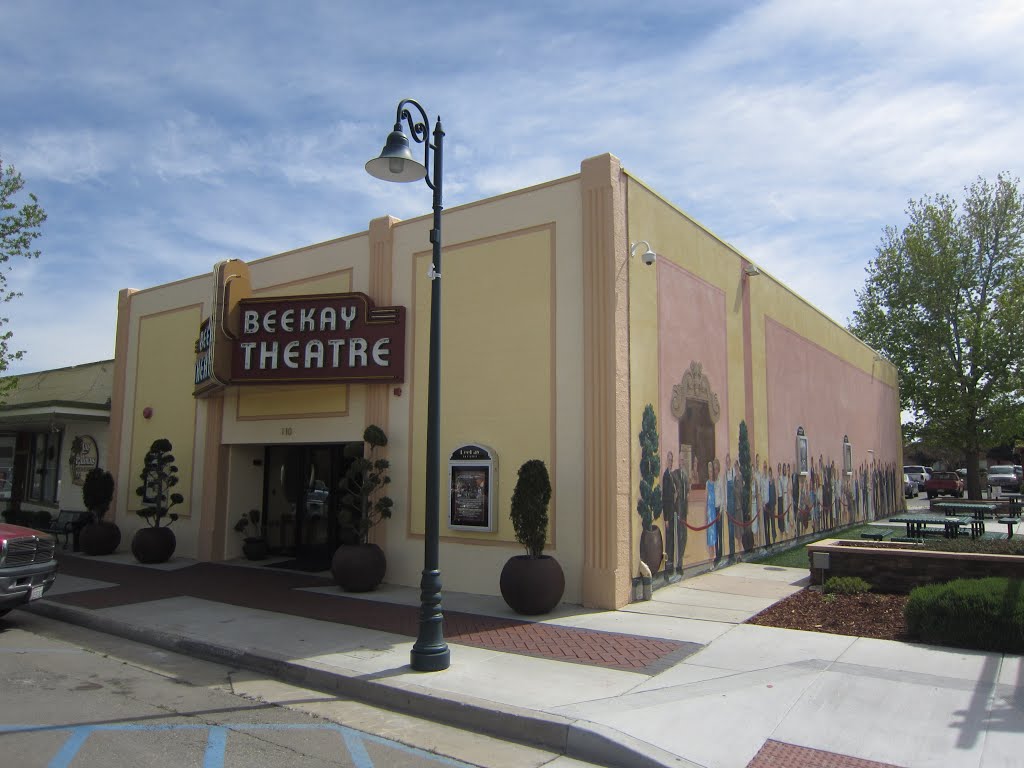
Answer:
(2, 1, 1022, 375)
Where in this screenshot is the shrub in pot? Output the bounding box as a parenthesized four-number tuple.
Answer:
(500, 459, 564, 615)
(131, 438, 183, 564)
(234, 509, 269, 560)
(636, 404, 664, 573)
(330, 425, 393, 591)
(79, 467, 121, 555)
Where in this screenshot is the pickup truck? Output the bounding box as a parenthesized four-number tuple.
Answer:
(924, 471, 964, 500)
(0, 522, 58, 618)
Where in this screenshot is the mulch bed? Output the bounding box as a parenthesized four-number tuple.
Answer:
(748, 589, 910, 641)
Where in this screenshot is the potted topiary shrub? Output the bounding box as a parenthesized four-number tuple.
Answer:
(637, 404, 664, 573)
(79, 467, 120, 556)
(330, 425, 394, 591)
(234, 509, 269, 560)
(499, 459, 564, 615)
(131, 438, 184, 564)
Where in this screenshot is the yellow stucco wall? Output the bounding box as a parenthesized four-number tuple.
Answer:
(407, 226, 555, 546)
(128, 305, 201, 550)
(384, 175, 586, 603)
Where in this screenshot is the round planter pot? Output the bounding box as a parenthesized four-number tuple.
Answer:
(131, 526, 176, 564)
(79, 521, 121, 556)
(242, 537, 270, 561)
(499, 554, 565, 615)
(331, 543, 386, 592)
(639, 526, 664, 574)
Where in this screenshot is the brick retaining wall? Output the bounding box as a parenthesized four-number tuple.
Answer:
(807, 539, 1024, 593)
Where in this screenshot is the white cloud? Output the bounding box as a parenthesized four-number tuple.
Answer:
(1, 0, 1022, 375)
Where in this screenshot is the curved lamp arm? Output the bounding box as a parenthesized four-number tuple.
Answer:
(395, 98, 438, 192)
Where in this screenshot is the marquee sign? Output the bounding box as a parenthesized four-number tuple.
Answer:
(230, 292, 406, 385)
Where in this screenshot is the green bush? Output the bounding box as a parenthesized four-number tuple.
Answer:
(905, 577, 1024, 653)
(511, 459, 552, 558)
(824, 576, 872, 595)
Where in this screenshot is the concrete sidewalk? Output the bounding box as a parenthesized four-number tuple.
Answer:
(24, 553, 1024, 768)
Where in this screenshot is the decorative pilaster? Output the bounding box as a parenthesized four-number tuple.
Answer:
(366, 216, 398, 549)
(580, 154, 631, 609)
(106, 288, 134, 523)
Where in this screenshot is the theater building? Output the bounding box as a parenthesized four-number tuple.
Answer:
(107, 154, 901, 610)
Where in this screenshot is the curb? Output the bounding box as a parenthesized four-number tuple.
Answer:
(28, 599, 704, 768)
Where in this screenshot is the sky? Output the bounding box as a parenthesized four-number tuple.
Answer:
(1, 0, 1022, 375)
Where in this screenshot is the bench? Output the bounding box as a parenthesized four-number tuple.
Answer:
(997, 517, 1019, 539)
(41, 510, 93, 551)
(892, 536, 924, 543)
(860, 530, 893, 541)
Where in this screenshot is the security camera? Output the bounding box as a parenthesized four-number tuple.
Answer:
(630, 240, 657, 266)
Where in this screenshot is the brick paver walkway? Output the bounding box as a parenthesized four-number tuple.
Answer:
(747, 740, 904, 768)
(51, 554, 697, 673)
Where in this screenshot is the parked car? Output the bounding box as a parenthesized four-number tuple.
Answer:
(903, 465, 928, 491)
(903, 473, 916, 499)
(923, 471, 964, 499)
(0, 522, 58, 618)
(988, 465, 1021, 494)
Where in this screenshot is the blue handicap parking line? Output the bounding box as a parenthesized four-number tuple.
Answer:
(0, 723, 475, 767)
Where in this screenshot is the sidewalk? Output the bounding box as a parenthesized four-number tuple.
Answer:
(27, 552, 1024, 768)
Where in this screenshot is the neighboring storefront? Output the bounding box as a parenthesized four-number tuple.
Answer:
(107, 154, 901, 609)
(0, 360, 113, 519)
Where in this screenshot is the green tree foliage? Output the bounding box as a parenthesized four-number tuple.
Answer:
(738, 421, 752, 522)
(637, 404, 662, 531)
(510, 459, 552, 558)
(338, 424, 393, 544)
(849, 175, 1024, 497)
(135, 438, 184, 527)
(0, 156, 47, 399)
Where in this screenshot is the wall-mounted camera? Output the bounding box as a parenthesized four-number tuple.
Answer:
(630, 240, 657, 266)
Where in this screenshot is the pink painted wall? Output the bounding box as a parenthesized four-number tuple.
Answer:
(765, 318, 900, 471)
(657, 261, 730, 464)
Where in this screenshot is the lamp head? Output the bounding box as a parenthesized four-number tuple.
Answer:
(365, 124, 427, 182)
(630, 240, 656, 266)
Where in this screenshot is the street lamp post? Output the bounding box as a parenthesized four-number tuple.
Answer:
(366, 99, 450, 672)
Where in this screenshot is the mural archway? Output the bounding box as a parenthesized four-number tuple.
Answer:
(671, 361, 720, 489)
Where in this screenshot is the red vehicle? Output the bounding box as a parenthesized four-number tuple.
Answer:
(924, 471, 964, 499)
(0, 522, 58, 618)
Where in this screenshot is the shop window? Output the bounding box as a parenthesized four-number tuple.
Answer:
(26, 431, 62, 504)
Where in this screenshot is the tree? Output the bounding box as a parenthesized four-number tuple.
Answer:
(135, 438, 184, 527)
(337, 424, 393, 544)
(636, 403, 662, 531)
(510, 459, 552, 558)
(738, 420, 752, 526)
(0, 156, 46, 397)
(849, 174, 1024, 498)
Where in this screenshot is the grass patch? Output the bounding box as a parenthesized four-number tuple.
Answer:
(752, 524, 900, 568)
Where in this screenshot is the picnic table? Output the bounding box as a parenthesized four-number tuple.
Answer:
(934, 501, 997, 523)
(889, 513, 979, 539)
(1004, 493, 1023, 517)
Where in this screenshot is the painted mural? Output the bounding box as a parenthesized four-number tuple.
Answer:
(638, 378, 902, 577)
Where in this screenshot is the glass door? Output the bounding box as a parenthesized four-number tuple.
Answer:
(262, 444, 358, 569)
